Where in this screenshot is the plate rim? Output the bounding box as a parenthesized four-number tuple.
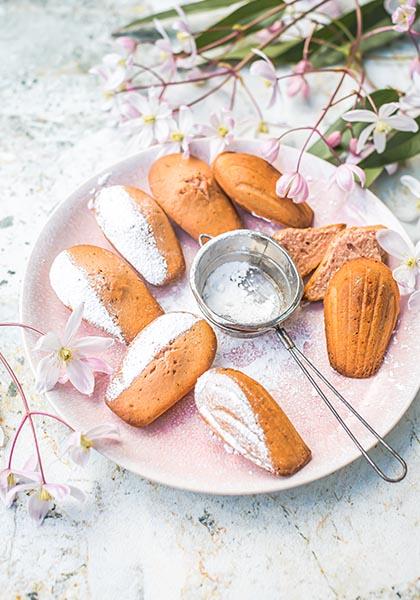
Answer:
(19, 138, 419, 495)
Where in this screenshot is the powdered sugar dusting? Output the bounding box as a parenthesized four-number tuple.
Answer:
(92, 185, 168, 285)
(195, 370, 272, 472)
(107, 312, 199, 401)
(49, 250, 124, 341)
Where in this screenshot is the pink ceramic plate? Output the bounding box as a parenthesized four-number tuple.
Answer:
(21, 139, 420, 495)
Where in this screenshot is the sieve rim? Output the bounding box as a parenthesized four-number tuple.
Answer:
(189, 229, 304, 333)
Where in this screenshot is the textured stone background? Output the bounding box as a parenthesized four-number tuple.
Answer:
(0, 1, 419, 599)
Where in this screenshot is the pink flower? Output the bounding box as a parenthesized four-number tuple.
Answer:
(330, 164, 365, 192)
(62, 424, 120, 467)
(276, 172, 309, 203)
(326, 131, 342, 148)
(250, 49, 280, 108)
(164, 106, 197, 157)
(172, 6, 197, 68)
(0, 456, 41, 506)
(384, 0, 416, 15)
(201, 109, 236, 160)
(154, 19, 177, 79)
(6, 480, 85, 526)
(34, 304, 113, 396)
(376, 229, 420, 291)
(392, 4, 416, 31)
(116, 36, 138, 55)
(287, 60, 312, 99)
(261, 138, 280, 164)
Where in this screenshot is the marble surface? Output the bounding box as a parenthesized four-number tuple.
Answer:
(0, 1, 419, 598)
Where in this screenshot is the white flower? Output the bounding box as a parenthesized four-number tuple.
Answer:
(276, 172, 309, 203)
(392, 4, 416, 31)
(62, 424, 120, 467)
(34, 304, 113, 396)
(342, 102, 418, 154)
(384, 0, 416, 15)
(0, 456, 40, 505)
(122, 91, 173, 148)
(330, 164, 365, 193)
(90, 50, 134, 112)
(164, 106, 197, 157)
(250, 49, 280, 108)
(154, 19, 177, 79)
(201, 109, 236, 160)
(260, 138, 280, 164)
(6, 480, 85, 526)
(172, 6, 197, 68)
(376, 229, 420, 291)
(393, 175, 420, 226)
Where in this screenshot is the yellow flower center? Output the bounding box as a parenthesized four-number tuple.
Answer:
(258, 121, 269, 134)
(59, 347, 72, 362)
(159, 50, 168, 61)
(263, 79, 272, 88)
(416, 200, 420, 211)
(143, 114, 156, 125)
(80, 434, 93, 450)
(7, 473, 16, 488)
(232, 23, 245, 31)
(405, 256, 416, 268)
(170, 131, 184, 142)
(375, 120, 392, 134)
(103, 90, 115, 99)
(218, 125, 229, 137)
(176, 31, 190, 42)
(39, 487, 53, 502)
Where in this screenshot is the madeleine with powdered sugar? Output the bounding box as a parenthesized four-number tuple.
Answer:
(106, 312, 217, 426)
(49, 244, 163, 344)
(91, 185, 185, 286)
(195, 368, 311, 476)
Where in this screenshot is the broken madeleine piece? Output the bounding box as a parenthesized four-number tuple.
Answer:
(273, 223, 346, 277)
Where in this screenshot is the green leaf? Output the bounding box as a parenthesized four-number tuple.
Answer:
(364, 166, 384, 187)
(118, 0, 240, 33)
(195, 0, 281, 49)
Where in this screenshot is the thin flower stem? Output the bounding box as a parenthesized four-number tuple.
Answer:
(0, 351, 46, 483)
(7, 415, 28, 470)
(0, 322, 44, 336)
(239, 78, 264, 120)
(361, 25, 395, 41)
(129, 68, 232, 91)
(29, 411, 73, 430)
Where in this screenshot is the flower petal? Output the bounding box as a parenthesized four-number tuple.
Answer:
(342, 109, 377, 123)
(373, 129, 387, 154)
(68, 445, 90, 467)
(378, 102, 399, 118)
(401, 175, 420, 198)
(81, 356, 113, 375)
(43, 483, 70, 501)
(66, 359, 95, 395)
(408, 289, 420, 310)
(68, 485, 86, 503)
(63, 304, 84, 346)
(33, 331, 61, 353)
(385, 115, 418, 132)
(88, 423, 121, 443)
(35, 354, 62, 393)
(356, 124, 375, 154)
(376, 229, 413, 260)
(28, 492, 52, 526)
(71, 335, 114, 355)
(392, 264, 416, 290)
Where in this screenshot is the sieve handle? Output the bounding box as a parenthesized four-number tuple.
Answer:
(276, 327, 407, 483)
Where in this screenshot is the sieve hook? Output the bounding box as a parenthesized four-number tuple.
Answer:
(276, 328, 407, 483)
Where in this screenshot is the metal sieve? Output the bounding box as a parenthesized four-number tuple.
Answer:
(190, 229, 407, 483)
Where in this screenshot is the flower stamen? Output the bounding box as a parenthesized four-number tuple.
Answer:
(59, 347, 72, 362)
